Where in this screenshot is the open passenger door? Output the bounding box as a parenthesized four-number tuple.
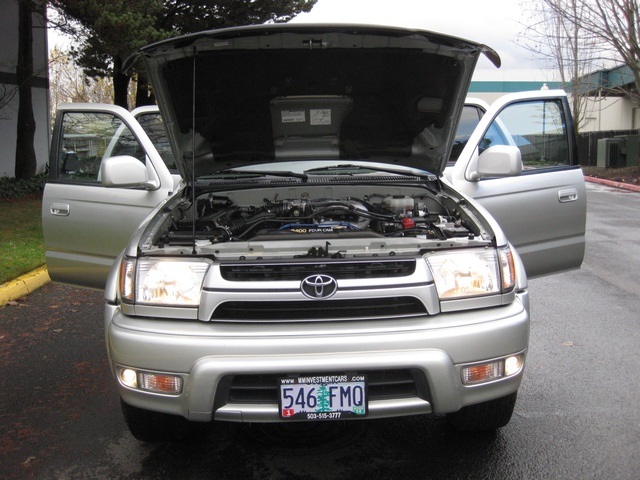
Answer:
(449, 90, 586, 277)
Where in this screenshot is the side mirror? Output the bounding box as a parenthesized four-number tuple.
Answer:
(468, 145, 522, 181)
(100, 155, 159, 189)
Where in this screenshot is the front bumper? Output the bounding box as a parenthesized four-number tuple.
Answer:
(105, 291, 530, 422)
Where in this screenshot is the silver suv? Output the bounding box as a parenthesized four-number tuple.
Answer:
(43, 24, 586, 441)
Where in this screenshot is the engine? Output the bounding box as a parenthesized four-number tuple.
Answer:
(158, 192, 476, 247)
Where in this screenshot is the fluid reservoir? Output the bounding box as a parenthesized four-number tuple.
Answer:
(383, 196, 414, 213)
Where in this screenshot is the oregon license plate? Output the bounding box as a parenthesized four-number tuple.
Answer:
(279, 374, 367, 420)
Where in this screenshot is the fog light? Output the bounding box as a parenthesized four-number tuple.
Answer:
(462, 361, 504, 385)
(139, 372, 183, 395)
(119, 368, 138, 388)
(505, 355, 523, 376)
(461, 354, 524, 385)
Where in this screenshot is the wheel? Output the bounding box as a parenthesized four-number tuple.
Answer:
(120, 400, 204, 442)
(446, 392, 517, 432)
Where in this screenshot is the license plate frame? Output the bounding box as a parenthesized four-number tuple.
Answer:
(279, 374, 368, 421)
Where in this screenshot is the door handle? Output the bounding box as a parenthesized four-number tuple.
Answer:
(50, 203, 70, 216)
(558, 189, 578, 203)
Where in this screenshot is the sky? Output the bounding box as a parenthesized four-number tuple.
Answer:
(290, 0, 544, 71)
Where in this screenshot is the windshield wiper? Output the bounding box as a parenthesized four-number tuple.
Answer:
(304, 164, 438, 180)
(198, 170, 308, 181)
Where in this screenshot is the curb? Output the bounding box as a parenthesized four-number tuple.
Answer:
(0, 266, 50, 307)
(584, 176, 640, 192)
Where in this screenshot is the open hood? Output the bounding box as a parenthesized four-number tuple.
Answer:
(137, 24, 499, 180)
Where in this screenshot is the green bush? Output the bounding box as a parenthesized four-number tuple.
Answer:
(0, 173, 48, 199)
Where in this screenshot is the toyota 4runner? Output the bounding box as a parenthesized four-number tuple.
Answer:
(43, 24, 586, 441)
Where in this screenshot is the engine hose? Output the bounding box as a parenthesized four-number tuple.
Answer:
(226, 217, 248, 235)
(226, 211, 276, 237)
(224, 206, 243, 223)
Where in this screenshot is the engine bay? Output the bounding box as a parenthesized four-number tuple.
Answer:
(145, 182, 491, 259)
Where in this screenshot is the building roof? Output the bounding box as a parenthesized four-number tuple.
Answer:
(469, 68, 562, 94)
(575, 64, 635, 96)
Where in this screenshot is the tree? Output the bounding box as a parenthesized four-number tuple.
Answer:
(50, 0, 318, 109)
(161, 0, 318, 31)
(542, 0, 640, 108)
(14, 0, 46, 180)
(49, 46, 132, 124)
(519, 0, 602, 132)
(315, 385, 331, 412)
(49, 0, 168, 109)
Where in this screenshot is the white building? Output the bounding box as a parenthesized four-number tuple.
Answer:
(470, 66, 639, 134)
(470, 68, 561, 104)
(574, 64, 640, 132)
(0, 1, 50, 178)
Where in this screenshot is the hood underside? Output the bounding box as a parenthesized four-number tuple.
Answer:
(138, 24, 499, 179)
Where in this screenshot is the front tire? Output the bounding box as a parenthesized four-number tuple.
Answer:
(121, 400, 204, 442)
(446, 392, 517, 432)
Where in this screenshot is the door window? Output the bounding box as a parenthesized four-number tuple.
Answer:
(136, 112, 177, 172)
(450, 105, 483, 163)
(55, 112, 146, 183)
(482, 100, 570, 170)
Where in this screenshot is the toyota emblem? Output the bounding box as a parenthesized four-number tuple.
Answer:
(301, 274, 338, 299)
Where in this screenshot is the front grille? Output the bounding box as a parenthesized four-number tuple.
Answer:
(211, 297, 427, 321)
(220, 259, 416, 282)
(218, 369, 430, 408)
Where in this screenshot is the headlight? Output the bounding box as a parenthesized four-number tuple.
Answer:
(119, 257, 210, 306)
(425, 246, 516, 300)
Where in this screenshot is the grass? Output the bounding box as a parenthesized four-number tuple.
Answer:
(0, 194, 45, 285)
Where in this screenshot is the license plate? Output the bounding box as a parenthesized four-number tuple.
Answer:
(279, 374, 367, 420)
